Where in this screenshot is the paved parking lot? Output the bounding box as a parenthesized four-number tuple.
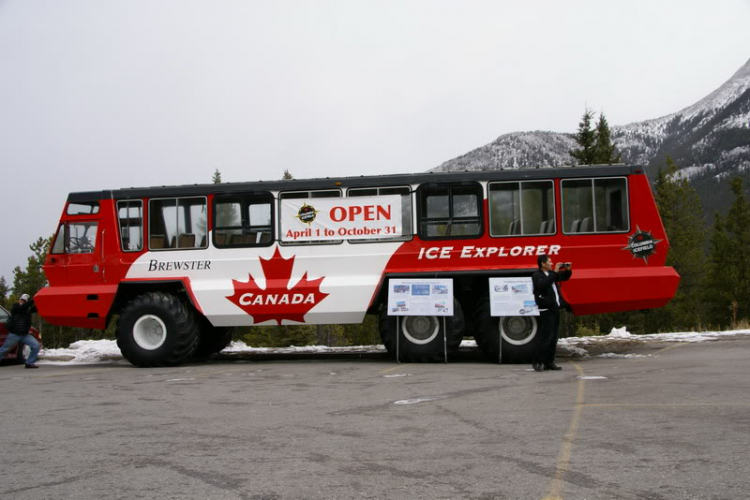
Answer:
(1, 336, 749, 499)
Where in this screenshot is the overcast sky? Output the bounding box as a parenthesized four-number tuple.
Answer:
(1, 0, 749, 288)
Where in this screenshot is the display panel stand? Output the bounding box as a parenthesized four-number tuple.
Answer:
(388, 279, 453, 364)
(395, 316, 448, 364)
(488, 277, 538, 365)
(498, 328, 503, 365)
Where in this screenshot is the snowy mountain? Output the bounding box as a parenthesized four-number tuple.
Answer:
(433, 57, 750, 215)
(431, 131, 576, 171)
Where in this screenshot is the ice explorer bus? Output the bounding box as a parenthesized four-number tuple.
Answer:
(35, 165, 679, 366)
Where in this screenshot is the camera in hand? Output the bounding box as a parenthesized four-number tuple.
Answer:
(560, 262, 571, 269)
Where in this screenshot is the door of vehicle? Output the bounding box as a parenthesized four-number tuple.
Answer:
(49, 220, 105, 286)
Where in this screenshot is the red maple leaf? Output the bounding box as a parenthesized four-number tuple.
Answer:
(226, 247, 329, 325)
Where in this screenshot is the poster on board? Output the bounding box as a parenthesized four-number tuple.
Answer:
(387, 279, 454, 316)
(489, 277, 538, 317)
(280, 195, 402, 242)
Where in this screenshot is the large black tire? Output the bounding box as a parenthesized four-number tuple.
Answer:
(473, 294, 538, 363)
(379, 299, 465, 362)
(116, 292, 199, 367)
(193, 316, 235, 361)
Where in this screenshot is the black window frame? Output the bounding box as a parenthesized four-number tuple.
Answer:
(278, 189, 343, 246)
(213, 192, 275, 248)
(117, 200, 144, 252)
(148, 196, 209, 251)
(416, 182, 484, 240)
(346, 185, 414, 243)
(488, 180, 556, 237)
(561, 176, 630, 235)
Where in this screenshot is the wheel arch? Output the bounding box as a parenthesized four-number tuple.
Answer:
(107, 280, 203, 326)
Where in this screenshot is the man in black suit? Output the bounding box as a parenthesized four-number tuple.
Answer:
(531, 254, 572, 372)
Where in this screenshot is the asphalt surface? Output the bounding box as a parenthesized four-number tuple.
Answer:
(1, 336, 749, 500)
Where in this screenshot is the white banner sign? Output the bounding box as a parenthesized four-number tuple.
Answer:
(489, 277, 539, 317)
(280, 195, 403, 242)
(387, 279, 454, 316)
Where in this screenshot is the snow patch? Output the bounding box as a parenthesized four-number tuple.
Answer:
(671, 164, 716, 182)
(597, 353, 649, 359)
(394, 396, 443, 405)
(607, 327, 632, 338)
(40, 339, 129, 365)
(33, 329, 750, 366)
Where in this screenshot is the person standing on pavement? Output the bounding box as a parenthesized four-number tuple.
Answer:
(531, 255, 572, 372)
(0, 294, 41, 369)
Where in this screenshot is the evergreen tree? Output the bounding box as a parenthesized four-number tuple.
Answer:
(282, 169, 294, 180)
(570, 109, 597, 165)
(10, 237, 50, 338)
(592, 113, 622, 164)
(649, 157, 707, 330)
(570, 109, 622, 165)
(212, 169, 222, 184)
(11, 237, 50, 301)
(0, 276, 9, 309)
(706, 177, 750, 326)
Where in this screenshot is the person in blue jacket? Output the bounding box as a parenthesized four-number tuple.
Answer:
(0, 294, 41, 368)
(531, 255, 572, 372)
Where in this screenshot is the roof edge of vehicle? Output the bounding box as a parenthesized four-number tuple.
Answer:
(67, 164, 643, 203)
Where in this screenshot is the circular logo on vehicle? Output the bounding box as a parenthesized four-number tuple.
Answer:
(296, 204, 318, 225)
(622, 226, 662, 264)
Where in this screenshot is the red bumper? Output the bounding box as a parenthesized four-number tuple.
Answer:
(563, 266, 680, 316)
(35, 285, 118, 329)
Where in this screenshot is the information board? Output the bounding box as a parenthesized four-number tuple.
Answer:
(489, 277, 539, 317)
(387, 279, 454, 316)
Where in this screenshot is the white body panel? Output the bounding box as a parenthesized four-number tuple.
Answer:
(125, 237, 404, 326)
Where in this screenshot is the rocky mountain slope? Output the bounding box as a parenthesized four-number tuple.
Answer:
(433, 58, 750, 216)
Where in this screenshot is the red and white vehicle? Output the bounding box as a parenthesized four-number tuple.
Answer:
(35, 165, 679, 366)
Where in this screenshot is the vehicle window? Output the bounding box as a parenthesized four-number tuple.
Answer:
(489, 181, 555, 236)
(51, 222, 99, 254)
(117, 201, 143, 252)
(595, 178, 628, 232)
(67, 222, 99, 253)
(418, 183, 482, 239)
(149, 197, 208, 250)
(348, 186, 412, 242)
(279, 190, 341, 245)
(67, 202, 99, 215)
(51, 225, 65, 254)
(0, 307, 9, 323)
(563, 178, 628, 233)
(214, 193, 274, 247)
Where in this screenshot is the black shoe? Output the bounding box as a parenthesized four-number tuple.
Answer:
(544, 363, 562, 371)
(532, 362, 544, 372)
(24, 364, 39, 369)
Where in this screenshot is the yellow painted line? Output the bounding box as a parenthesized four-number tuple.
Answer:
(542, 362, 585, 500)
(381, 363, 411, 374)
(583, 402, 750, 408)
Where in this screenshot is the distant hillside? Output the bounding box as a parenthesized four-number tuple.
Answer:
(433, 58, 750, 218)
